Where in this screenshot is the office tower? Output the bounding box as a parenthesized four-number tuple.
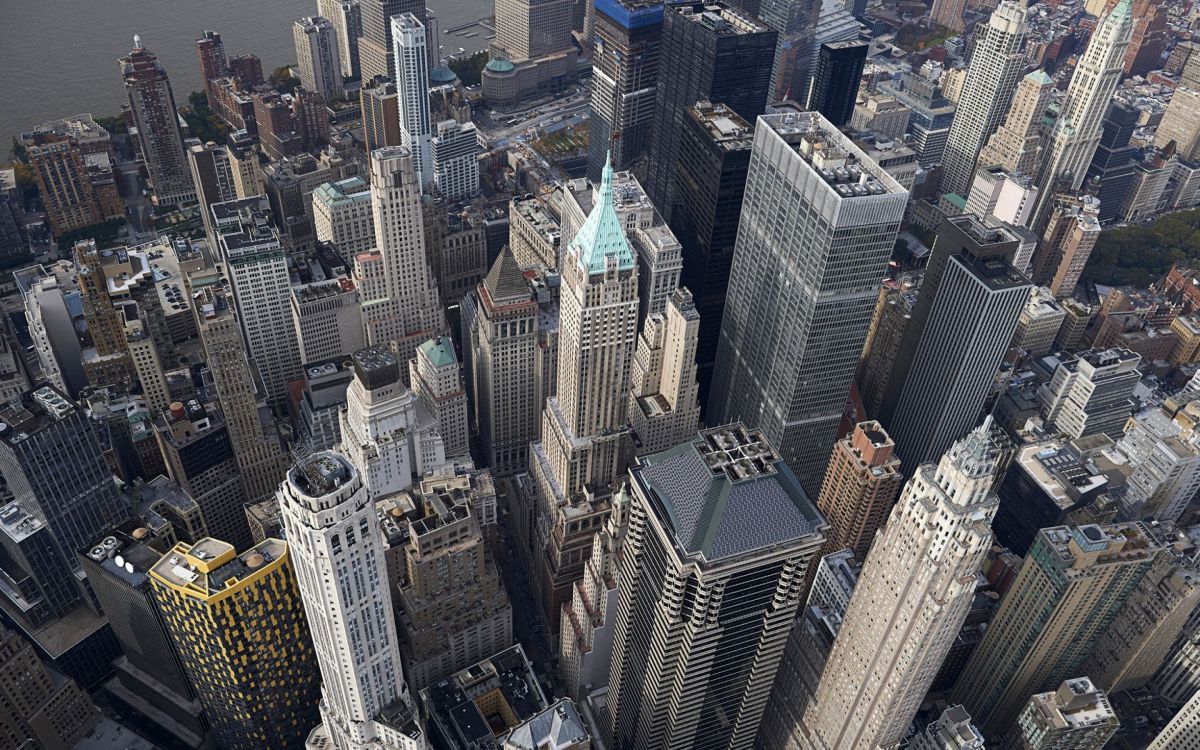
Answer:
(17, 267, 85, 397)
(529, 154, 640, 629)
(940, 0, 1028, 197)
(849, 91, 911, 140)
(627, 288, 701, 455)
(931, 0, 966, 31)
(1085, 549, 1200, 695)
(0, 624, 101, 749)
(606, 424, 825, 750)
(1031, 194, 1102, 297)
(427, 204, 490, 305)
(73, 240, 133, 379)
(461, 249, 540, 476)
(879, 67, 957, 169)
(293, 17, 343, 100)
(21, 116, 122, 238)
(977, 70, 1053, 178)
(1086, 103, 1139, 225)
(290, 277, 365, 364)
(878, 217, 1030, 466)
(493, 0, 572, 60)
(392, 14, 433, 189)
(909, 707, 985, 750)
(756, 0, 822, 101)
(409, 336, 469, 459)
(154, 401, 242, 540)
(709, 109, 907, 491)
(187, 141, 238, 243)
(642, 1, 775, 223)
(1116, 409, 1200, 521)
(483, 0, 578, 109)
(80, 527, 209, 747)
(120, 38, 195, 206)
(954, 524, 1157, 735)
(965, 166, 1038, 228)
(224, 131, 262, 199)
(810, 421, 902, 566)
(318, 0, 362, 80)
(1156, 87, 1200, 161)
(671, 103, 752, 409)
(389, 472, 513, 690)
(339, 346, 451, 498)
(791, 421, 1001, 750)
(807, 40, 868, 126)
(431, 119, 480, 200)
(186, 270, 285, 509)
(357, 147, 446, 363)
(1008, 678, 1119, 750)
(362, 79, 403, 151)
(1031, 0, 1133, 228)
(277, 452, 425, 749)
(586, 0, 665, 180)
(559, 488, 629, 702)
(1013, 287, 1067, 356)
(359, 0, 426, 83)
(508, 194, 560, 270)
(313, 176, 375, 256)
(1124, 0, 1166, 76)
(1039, 348, 1140, 440)
(149, 537, 321, 750)
(195, 30, 228, 102)
(1148, 688, 1200, 749)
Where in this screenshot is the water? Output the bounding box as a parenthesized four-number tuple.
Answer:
(0, 0, 494, 144)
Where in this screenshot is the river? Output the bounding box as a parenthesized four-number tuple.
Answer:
(0, 0, 495, 144)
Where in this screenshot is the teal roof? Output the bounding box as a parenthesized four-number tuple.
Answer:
(944, 193, 967, 209)
(485, 59, 514, 73)
(419, 336, 457, 369)
(568, 152, 635, 275)
(431, 63, 458, 83)
(1026, 69, 1053, 85)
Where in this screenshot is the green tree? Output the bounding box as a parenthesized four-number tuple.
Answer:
(270, 66, 301, 95)
(448, 51, 488, 87)
(96, 115, 128, 134)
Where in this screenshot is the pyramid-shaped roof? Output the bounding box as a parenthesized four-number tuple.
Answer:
(483, 246, 529, 303)
(568, 152, 635, 275)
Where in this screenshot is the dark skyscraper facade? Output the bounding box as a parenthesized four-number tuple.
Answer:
(358, 0, 428, 83)
(643, 2, 776, 222)
(807, 40, 870, 126)
(1085, 101, 1140, 225)
(120, 39, 196, 206)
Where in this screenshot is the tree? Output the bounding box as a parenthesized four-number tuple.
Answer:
(96, 115, 128, 134)
(270, 66, 301, 95)
(448, 51, 488, 87)
(1081, 207, 1200, 287)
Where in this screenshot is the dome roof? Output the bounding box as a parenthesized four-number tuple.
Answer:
(431, 63, 458, 83)
(485, 58, 515, 74)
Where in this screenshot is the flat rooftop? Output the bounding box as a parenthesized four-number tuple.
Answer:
(0, 386, 77, 445)
(149, 537, 288, 599)
(762, 109, 906, 198)
(690, 101, 754, 150)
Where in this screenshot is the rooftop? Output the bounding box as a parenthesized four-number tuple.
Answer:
(149, 537, 288, 600)
(0, 386, 77, 445)
(762, 109, 905, 198)
(1016, 441, 1108, 511)
(690, 101, 754, 151)
(568, 153, 636, 275)
(418, 336, 458, 370)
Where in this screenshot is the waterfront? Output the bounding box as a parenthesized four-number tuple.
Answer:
(0, 0, 494, 143)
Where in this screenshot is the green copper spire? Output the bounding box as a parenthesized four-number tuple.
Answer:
(569, 151, 635, 274)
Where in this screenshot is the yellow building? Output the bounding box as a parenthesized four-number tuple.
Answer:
(149, 537, 321, 750)
(1171, 315, 1200, 366)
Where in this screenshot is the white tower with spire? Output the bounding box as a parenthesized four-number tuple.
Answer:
(277, 451, 426, 750)
(792, 419, 1002, 750)
(1030, 0, 1133, 226)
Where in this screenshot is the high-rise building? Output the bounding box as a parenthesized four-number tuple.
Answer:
(0, 624, 101, 750)
(507, 194, 560, 270)
(356, 147, 446, 364)
(1039, 348, 1141, 440)
(756, 0, 823, 102)
(313, 176, 376, 256)
(878, 216, 1031, 467)
(409, 336, 469, 459)
(1086, 103, 1140, 225)
(878, 67, 957, 169)
(1147, 687, 1200, 749)
(361, 79, 403, 152)
(642, 1, 775, 223)
(930, 0, 966, 31)
(1031, 193, 1102, 298)
(149, 537, 322, 750)
(709, 109, 907, 491)
(849, 91, 911, 140)
(277, 452, 425, 749)
(940, 0, 1028, 197)
(1117, 407, 1200, 522)
(318, 0, 362, 80)
(809, 421, 903, 566)
(627, 287, 701, 455)
(120, 38, 195, 206)
(1008, 678, 1119, 750)
(964, 166, 1038, 229)
(790, 420, 1001, 749)
(358, 0, 427, 83)
(388, 472, 513, 690)
(290, 277, 365, 365)
(976, 70, 1053, 178)
(1030, 0, 1133, 228)
(392, 14, 433, 189)
(670, 102, 753, 409)
(1013, 288, 1067, 356)
(910, 706, 986, 750)
(293, 16, 344, 101)
(483, 0, 578, 109)
(954, 524, 1158, 735)
(195, 30, 228, 102)
(586, 0, 665, 180)
(606, 424, 825, 750)
(461, 249, 540, 475)
(806, 40, 868, 126)
(21, 116, 123, 238)
(431, 119, 480, 200)
(187, 141, 238, 243)
(529, 154, 640, 630)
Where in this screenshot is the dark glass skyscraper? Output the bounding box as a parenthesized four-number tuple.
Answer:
(1085, 101, 1140, 225)
(643, 2, 775, 222)
(807, 40, 869, 126)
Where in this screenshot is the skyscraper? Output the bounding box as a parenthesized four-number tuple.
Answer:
(21, 116, 123, 238)
(756, 0, 823, 102)
(357, 147, 446, 363)
(529, 153, 640, 629)
(293, 16, 344, 101)
(1008, 678, 1119, 750)
(187, 141, 238, 243)
(606, 424, 825, 750)
(1031, 193, 1102, 297)
(149, 537, 322, 750)
(709, 109, 907, 491)
(1039, 348, 1141, 440)
(586, 0, 665, 180)
(976, 70, 1054, 178)
(358, 0, 427, 83)
(670, 102, 753, 410)
(0, 624, 101, 749)
(195, 30, 228, 102)
(409, 336, 469, 459)
(909, 707, 985, 750)
(627, 287, 701, 454)
(806, 40, 869, 126)
(1147, 688, 1200, 749)
(483, 0, 579, 108)
(277, 452, 425, 749)
(953, 524, 1158, 735)
(1086, 103, 1140, 225)
(431, 119, 480, 200)
(120, 38, 195, 205)
(361, 79, 403, 151)
(1030, 0, 1133, 228)
(393, 14, 433, 189)
(642, 1, 775, 222)
(940, 0, 1028, 197)
(790, 420, 1001, 750)
(318, 0, 362, 80)
(930, 0, 967, 31)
